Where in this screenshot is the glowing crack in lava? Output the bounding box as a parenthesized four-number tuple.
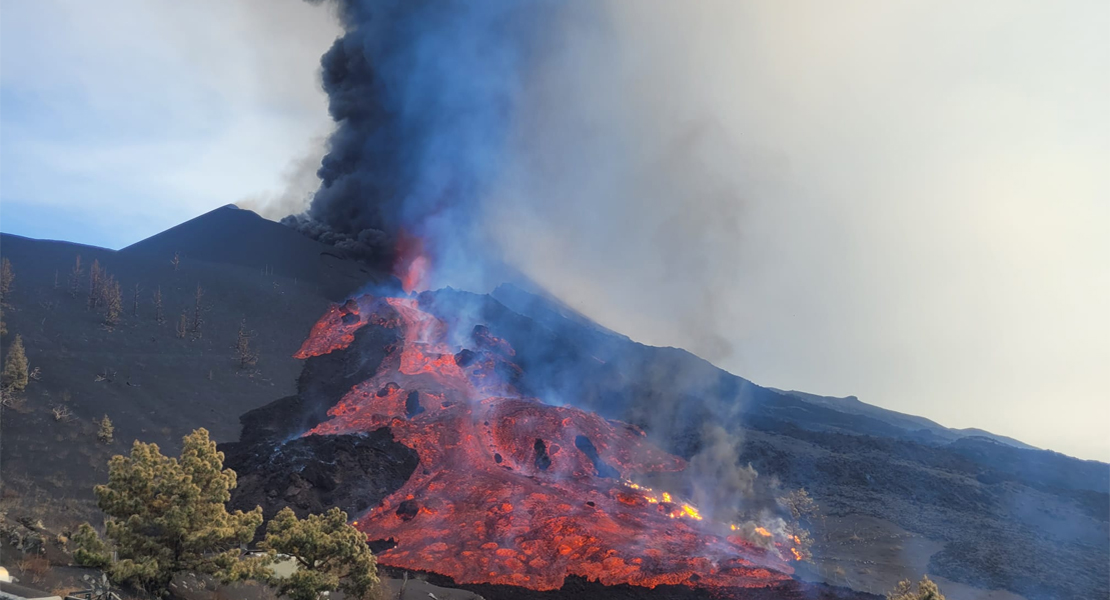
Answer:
(297, 294, 800, 591)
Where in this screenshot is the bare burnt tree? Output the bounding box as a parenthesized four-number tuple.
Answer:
(171, 251, 180, 272)
(191, 284, 204, 337)
(131, 283, 141, 318)
(68, 255, 83, 298)
(53, 269, 59, 290)
(235, 320, 258, 370)
(87, 260, 103, 310)
(152, 286, 165, 324)
(103, 277, 122, 326)
(176, 310, 187, 339)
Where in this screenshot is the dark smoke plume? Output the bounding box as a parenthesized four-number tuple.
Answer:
(285, 0, 566, 269)
(291, 0, 781, 522)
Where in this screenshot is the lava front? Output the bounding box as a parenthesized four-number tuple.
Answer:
(298, 294, 797, 592)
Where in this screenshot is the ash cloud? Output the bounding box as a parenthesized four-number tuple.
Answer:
(290, 0, 779, 516)
(286, 0, 567, 269)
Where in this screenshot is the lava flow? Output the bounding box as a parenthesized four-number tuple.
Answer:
(297, 294, 799, 591)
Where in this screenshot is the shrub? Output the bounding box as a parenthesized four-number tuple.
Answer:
(887, 575, 946, 600)
(17, 555, 50, 584)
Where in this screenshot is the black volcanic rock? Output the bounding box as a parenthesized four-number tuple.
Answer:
(225, 430, 417, 521)
(222, 307, 415, 520)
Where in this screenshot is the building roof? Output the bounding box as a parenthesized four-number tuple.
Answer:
(0, 579, 62, 600)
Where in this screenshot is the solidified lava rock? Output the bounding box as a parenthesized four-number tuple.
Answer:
(402, 572, 881, 600)
(395, 499, 420, 521)
(533, 439, 552, 471)
(405, 390, 425, 417)
(454, 348, 476, 367)
(575, 435, 620, 479)
(222, 308, 417, 521)
(225, 430, 418, 521)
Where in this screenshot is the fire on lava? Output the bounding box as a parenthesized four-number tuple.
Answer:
(294, 292, 803, 591)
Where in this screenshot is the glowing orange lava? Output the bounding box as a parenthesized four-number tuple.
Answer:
(296, 295, 796, 591)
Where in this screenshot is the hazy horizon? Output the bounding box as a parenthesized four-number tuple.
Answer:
(2, 0, 1106, 462)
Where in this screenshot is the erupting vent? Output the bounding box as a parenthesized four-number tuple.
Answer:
(295, 294, 799, 591)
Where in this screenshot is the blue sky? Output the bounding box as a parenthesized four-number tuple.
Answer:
(0, 0, 338, 248)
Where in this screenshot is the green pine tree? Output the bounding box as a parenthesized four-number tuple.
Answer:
(76, 428, 264, 595)
(260, 507, 382, 600)
(0, 257, 14, 307)
(73, 523, 110, 569)
(2, 334, 30, 392)
(97, 415, 114, 443)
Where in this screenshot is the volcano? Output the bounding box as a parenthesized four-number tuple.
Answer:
(294, 294, 799, 592)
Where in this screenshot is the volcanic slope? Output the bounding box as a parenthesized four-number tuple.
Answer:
(223, 293, 872, 600)
(225, 286, 1107, 600)
(0, 206, 381, 528)
(1, 207, 1105, 600)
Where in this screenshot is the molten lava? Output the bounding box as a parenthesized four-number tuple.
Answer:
(297, 294, 799, 591)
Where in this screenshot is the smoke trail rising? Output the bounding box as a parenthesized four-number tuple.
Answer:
(285, 0, 568, 279)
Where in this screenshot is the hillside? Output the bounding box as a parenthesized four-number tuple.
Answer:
(0, 208, 1105, 600)
(0, 215, 377, 529)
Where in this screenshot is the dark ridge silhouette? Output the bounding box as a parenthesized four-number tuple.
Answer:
(121, 204, 381, 300)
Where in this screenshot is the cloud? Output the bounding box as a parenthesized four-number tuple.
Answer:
(0, 0, 340, 245)
(485, 0, 1110, 460)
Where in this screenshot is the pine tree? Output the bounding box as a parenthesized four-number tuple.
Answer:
(171, 251, 180, 272)
(261, 507, 382, 600)
(69, 255, 83, 298)
(2, 334, 29, 392)
(235, 320, 258, 370)
(73, 523, 110, 569)
(176, 310, 188, 339)
(97, 415, 114, 443)
(152, 286, 165, 324)
(132, 283, 141, 317)
(0, 257, 14, 307)
(103, 277, 123, 326)
(0, 308, 7, 337)
(76, 429, 265, 595)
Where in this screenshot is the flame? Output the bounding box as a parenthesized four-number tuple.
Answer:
(295, 294, 794, 591)
(790, 547, 803, 561)
(754, 527, 771, 537)
(680, 504, 702, 520)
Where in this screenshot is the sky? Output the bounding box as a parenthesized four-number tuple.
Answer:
(1, 0, 1107, 461)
